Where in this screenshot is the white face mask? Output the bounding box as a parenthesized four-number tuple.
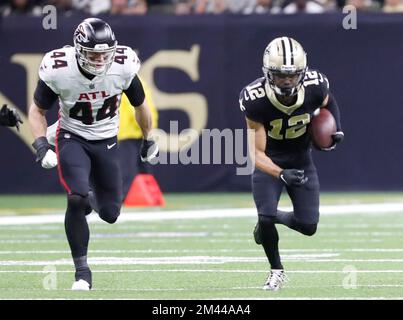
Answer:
(76, 45, 116, 76)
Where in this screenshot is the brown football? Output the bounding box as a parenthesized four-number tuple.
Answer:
(308, 108, 337, 149)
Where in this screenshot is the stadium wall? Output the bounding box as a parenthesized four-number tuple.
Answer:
(0, 13, 402, 193)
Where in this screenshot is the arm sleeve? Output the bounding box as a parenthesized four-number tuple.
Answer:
(33, 79, 58, 110)
(325, 92, 342, 131)
(123, 75, 145, 107)
(239, 91, 264, 124)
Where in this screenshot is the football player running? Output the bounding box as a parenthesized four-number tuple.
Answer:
(239, 37, 343, 291)
(28, 18, 158, 290)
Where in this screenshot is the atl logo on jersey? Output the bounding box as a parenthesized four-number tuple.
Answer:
(78, 91, 110, 101)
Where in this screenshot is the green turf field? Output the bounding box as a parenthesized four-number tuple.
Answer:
(0, 192, 403, 299)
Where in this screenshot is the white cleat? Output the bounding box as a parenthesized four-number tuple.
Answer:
(71, 279, 91, 291)
(263, 269, 288, 291)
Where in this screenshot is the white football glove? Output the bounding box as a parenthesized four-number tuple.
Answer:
(32, 137, 58, 169)
(41, 149, 58, 169)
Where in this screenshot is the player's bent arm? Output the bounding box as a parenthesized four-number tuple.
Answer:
(321, 93, 342, 131)
(29, 79, 58, 139)
(123, 75, 152, 139)
(28, 102, 48, 139)
(134, 101, 152, 140)
(135, 100, 158, 162)
(28, 102, 58, 169)
(246, 117, 283, 178)
(320, 93, 344, 150)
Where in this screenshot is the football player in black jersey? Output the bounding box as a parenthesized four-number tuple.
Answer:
(0, 104, 23, 131)
(239, 37, 344, 291)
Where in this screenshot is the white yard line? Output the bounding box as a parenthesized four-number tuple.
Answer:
(0, 248, 403, 254)
(0, 254, 338, 266)
(0, 248, 401, 255)
(7, 255, 403, 266)
(1, 285, 403, 291)
(0, 269, 403, 274)
(1, 202, 403, 225)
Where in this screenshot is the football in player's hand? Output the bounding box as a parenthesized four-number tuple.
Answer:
(308, 108, 337, 150)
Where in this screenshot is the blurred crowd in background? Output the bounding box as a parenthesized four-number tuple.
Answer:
(1, 0, 403, 16)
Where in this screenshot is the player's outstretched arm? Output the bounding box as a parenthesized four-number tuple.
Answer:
(28, 102, 57, 169)
(246, 117, 307, 186)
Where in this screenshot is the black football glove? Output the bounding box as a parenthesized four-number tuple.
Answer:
(0, 104, 23, 131)
(140, 139, 159, 162)
(32, 137, 58, 169)
(279, 169, 308, 187)
(321, 131, 344, 151)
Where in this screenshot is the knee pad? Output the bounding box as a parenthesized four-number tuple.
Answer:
(98, 204, 120, 224)
(295, 223, 317, 236)
(67, 194, 89, 216)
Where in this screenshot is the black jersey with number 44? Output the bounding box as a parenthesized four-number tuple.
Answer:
(240, 69, 330, 155)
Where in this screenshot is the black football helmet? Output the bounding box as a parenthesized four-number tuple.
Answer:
(73, 18, 117, 76)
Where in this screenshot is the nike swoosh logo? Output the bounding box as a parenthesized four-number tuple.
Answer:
(107, 143, 116, 150)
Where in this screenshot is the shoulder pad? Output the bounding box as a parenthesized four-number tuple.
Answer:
(239, 78, 266, 109)
(39, 47, 72, 94)
(303, 69, 329, 101)
(304, 69, 329, 89)
(113, 46, 141, 81)
(239, 78, 267, 122)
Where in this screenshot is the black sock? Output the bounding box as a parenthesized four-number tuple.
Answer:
(74, 263, 92, 286)
(259, 215, 283, 270)
(65, 194, 90, 259)
(73, 256, 89, 270)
